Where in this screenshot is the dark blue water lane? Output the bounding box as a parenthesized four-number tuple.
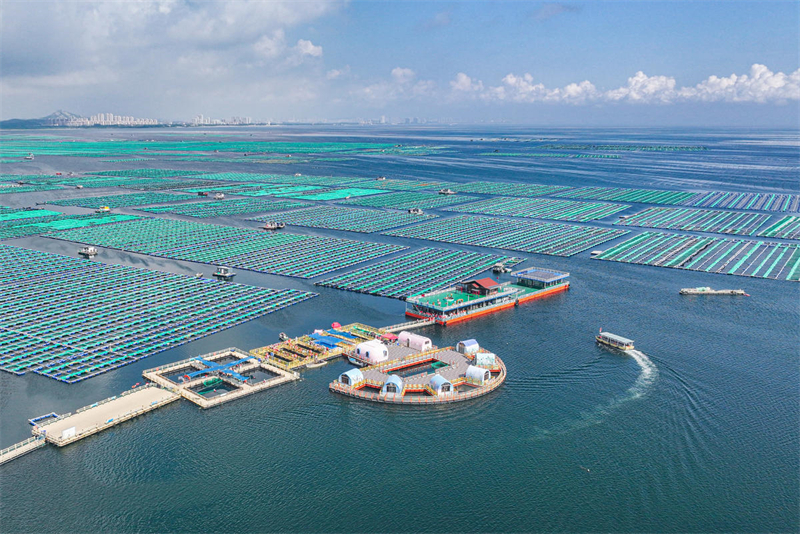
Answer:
(0, 127, 797, 533)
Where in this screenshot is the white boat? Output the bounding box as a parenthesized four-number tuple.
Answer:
(24, 153, 34, 161)
(596, 330, 634, 351)
(679, 287, 748, 296)
(75, 185, 84, 189)
(213, 193, 225, 200)
(195, 273, 203, 279)
(263, 222, 285, 230)
(376, 176, 386, 181)
(306, 360, 328, 368)
(95, 206, 111, 213)
(438, 188, 456, 195)
(279, 332, 290, 342)
(78, 246, 98, 257)
(407, 208, 424, 215)
(212, 266, 235, 280)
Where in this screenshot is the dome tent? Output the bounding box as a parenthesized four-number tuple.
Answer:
(339, 368, 364, 386)
(380, 375, 404, 396)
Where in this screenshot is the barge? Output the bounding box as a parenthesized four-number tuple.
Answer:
(680, 287, 748, 296)
(405, 267, 569, 325)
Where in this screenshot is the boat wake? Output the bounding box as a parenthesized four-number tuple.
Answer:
(528, 349, 659, 440)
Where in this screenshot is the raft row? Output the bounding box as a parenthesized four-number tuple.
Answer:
(1, 212, 141, 241)
(248, 205, 437, 233)
(339, 191, 478, 210)
(450, 181, 571, 197)
(615, 207, 772, 236)
(316, 247, 521, 299)
(138, 198, 310, 218)
(554, 186, 696, 205)
(274, 187, 389, 201)
(593, 231, 800, 281)
(384, 215, 629, 257)
(0, 244, 315, 382)
(443, 196, 629, 222)
(47, 218, 407, 278)
(48, 192, 195, 209)
(757, 216, 800, 240)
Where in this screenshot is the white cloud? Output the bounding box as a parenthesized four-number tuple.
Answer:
(679, 64, 800, 103)
(450, 72, 484, 93)
(391, 67, 416, 85)
(253, 30, 286, 58)
(295, 39, 323, 58)
(326, 66, 350, 80)
(604, 71, 677, 103)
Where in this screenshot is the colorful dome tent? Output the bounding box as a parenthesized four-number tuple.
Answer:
(429, 374, 453, 395)
(398, 331, 432, 351)
(381, 375, 404, 395)
(339, 369, 364, 386)
(355, 340, 388, 364)
(465, 365, 491, 385)
(456, 339, 479, 355)
(474, 352, 496, 367)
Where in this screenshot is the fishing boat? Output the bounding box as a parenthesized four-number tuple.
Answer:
(407, 207, 424, 215)
(212, 266, 235, 280)
(95, 206, 111, 213)
(279, 332, 290, 342)
(24, 153, 34, 161)
(195, 273, 203, 279)
(595, 330, 634, 350)
(376, 176, 386, 181)
(492, 262, 512, 274)
(75, 185, 84, 189)
(213, 193, 225, 200)
(78, 246, 98, 257)
(263, 222, 285, 230)
(679, 287, 749, 296)
(197, 191, 209, 197)
(306, 359, 328, 368)
(438, 188, 456, 195)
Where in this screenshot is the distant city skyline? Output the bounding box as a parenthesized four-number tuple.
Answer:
(1, 1, 798, 126)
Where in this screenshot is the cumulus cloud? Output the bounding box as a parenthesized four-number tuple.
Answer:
(253, 30, 286, 59)
(604, 71, 677, 103)
(326, 66, 350, 80)
(391, 67, 416, 85)
(355, 68, 436, 105)
(680, 64, 800, 103)
(295, 39, 323, 58)
(450, 72, 484, 93)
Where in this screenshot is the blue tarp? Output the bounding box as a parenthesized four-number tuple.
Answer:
(309, 333, 341, 349)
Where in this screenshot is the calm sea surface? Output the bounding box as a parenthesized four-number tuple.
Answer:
(0, 127, 798, 533)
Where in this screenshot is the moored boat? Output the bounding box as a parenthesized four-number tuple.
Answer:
(596, 330, 634, 350)
(679, 287, 748, 296)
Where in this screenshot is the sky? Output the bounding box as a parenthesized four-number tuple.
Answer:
(1, 0, 799, 126)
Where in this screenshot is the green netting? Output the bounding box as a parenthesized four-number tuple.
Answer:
(248, 205, 437, 233)
(444, 196, 629, 222)
(339, 192, 479, 210)
(276, 187, 389, 201)
(138, 198, 310, 218)
(451, 182, 571, 197)
(615, 207, 771, 236)
(48, 192, 195, 209)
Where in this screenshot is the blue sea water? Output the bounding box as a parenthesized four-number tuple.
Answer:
(0, 127, 798, 533)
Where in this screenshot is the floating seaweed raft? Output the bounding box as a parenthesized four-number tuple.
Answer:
(0, 211, 142, 241)
(614, 207, 771, 236)
(47, 192, 195, 209)
(348, 178, 449, 191)
(330, 336, 506, 405)
(384, 215, 629, 257)
(450, 181, 571, 197)
(248, 205, 437, 233)
(757, 216, 800, 240)
(0, 244, 316, 382)
(554, 186, 696, 205)
(47, 217, 406, 278)
(339, 191, 478, 210)
(444, 196, 629, 222)
(274, 187, 389, 201)
(138, 198, 310, 218)
(682, 191, 800, 213)
(315, 247, 522, 299)
(593, 231, 800, 281)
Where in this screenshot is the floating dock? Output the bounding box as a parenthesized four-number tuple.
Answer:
(142, 348, 298, 408)
(330, 337, 506, 405)
(31, 384, 179, 446)
(405, 268, 569, 325)
(0, 436, 46, 465)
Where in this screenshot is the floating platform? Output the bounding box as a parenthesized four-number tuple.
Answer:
(31, 384, 179, 446)
(0, 436, 46, 465)
(142, 348, 298, 408)
(615, 207, 770, 236)
(249, 205, 438, 234)
(444, 196, 628, 222)
(405, 268, 569, 325)
(330, 338, 506, 405)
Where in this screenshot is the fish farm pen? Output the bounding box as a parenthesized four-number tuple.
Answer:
(142, 348, 298, 409)
(614, 207, 772, 236)
(443, 196, 629, 222)
(330, 336, 506, 405)
(275, 187, 389, 201)
(681, 191, 800, 213)
(47, 217, 407, 278)
(481, 152, 621, 159)
(757, 216, 800, 240)
(0, 212, 141, 240)
(352, 178, 448, 191)
(339, 191, 478, 209)
(315, 247, 520, 299)
(47, 192, 196, 209)
(0, 245, 316, 382)
(554, 186, 697, 205)
(180, 183, 322, 196)
(451, 181, 571, 197)
(137, 198, 310, 218)
(248, 205, 437, 233)
(383, 214, 629, 256)
(593, 231, 800, 281)
(189, 172, 367, 186)
(88, 169, 210, 178)
(538, 144, 708, 151)
(0, 184, 63, 194)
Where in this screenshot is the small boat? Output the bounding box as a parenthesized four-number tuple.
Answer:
(24, 153, 34, 161)
(590, 250, 604, 256)
(213, 193, 225, 200)
(679, 287, 748, 296)
(197, 191, 209, 197)
(279, 332, 290, 342)
(376, 176, 386, 181)
(195, 273, 203, 279)
(78, 246, 98, 257)
(75, 185, 83, 189)
(212, 266, 235, 280)
(438, 188, 456, 195)
(596, 330, 634, 351)
(306, 359, 328, 369)
(407, 208, 424, 215)
(492, 262, 511, 274)
(263, 222, 285, 230)
(95, 206, 111, 213)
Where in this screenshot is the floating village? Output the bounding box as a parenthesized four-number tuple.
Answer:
(0, 135, 798, 467)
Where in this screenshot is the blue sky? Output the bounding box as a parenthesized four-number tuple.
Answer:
(1, 1, 798, 125)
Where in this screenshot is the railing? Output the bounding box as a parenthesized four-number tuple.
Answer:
(0, 436, 45, 457)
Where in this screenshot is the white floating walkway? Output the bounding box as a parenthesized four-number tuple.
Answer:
(32, 384, 179, 447)
(0, 436, 46, 465)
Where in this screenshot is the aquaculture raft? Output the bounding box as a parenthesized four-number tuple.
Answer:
(444, 196, 629, 222)
(248, 205, 438, 233)
(138, 198, 310, 218)
(0, 244, 316, 382)
(450, 182, 570, 197)
(593, 230, 800, 281)
(614, 207, 770, 236)
(47, 192, 195, 209)
(339, 191, 478, 210)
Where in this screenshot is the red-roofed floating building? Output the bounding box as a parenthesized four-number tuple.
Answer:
(405, 267, 570, 325)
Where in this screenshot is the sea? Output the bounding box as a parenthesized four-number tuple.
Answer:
(0, 126, 797, 533)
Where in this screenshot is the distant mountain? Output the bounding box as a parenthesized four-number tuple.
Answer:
(0, 110, 85, 129)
